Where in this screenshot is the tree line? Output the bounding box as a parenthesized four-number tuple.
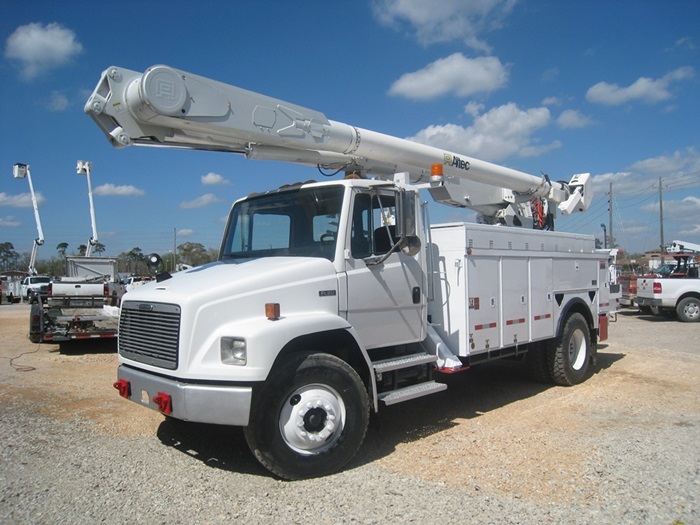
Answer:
(0, 241, 218, 276)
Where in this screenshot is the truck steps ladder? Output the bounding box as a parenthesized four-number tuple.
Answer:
(372, 352, 438, 373)
(377, 381, 447, 406)
(372, 352, 447, 406)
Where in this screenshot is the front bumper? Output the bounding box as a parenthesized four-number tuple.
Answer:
(116, 365, 252, 426)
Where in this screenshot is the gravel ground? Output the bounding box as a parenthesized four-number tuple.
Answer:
(0, 303, 698, 524)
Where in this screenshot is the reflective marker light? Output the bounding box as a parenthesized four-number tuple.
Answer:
(265, 302, 281, 320)
(221, 337, 247, 365)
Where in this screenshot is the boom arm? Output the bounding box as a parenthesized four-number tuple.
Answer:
(668, 240, 700, 254)
(85, 65, 591, 225)
(12, 163, 44, 275)
(77, 161, 99, 256)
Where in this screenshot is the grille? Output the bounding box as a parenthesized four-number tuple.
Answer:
(119, 301, 181, 370)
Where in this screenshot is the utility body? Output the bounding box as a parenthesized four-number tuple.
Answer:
(86, 65, 612, 479)
(637, 243, 699, 322)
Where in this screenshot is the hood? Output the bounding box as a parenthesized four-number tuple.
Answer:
(122, 257, 338, 310)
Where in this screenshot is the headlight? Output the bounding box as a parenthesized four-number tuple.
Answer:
(221, 337, 246, 365)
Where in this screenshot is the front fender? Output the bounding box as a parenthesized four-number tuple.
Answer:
(187, 312, 364, 382)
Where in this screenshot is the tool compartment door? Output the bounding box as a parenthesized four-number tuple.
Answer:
(530, 257, 555, 340)
(466, 255, 500, 353)
(501, 257, 529, 346)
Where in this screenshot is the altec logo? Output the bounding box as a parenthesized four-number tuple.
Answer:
(443, 153, 470, 171)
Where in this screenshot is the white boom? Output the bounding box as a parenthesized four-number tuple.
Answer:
(76, 160, 99, 256)
(85, 65, 591, 226)
(668, 240, 700, 254)
(12, 163, 44, 275)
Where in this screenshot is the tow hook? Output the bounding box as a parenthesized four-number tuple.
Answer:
(113, 379, 130, 398)
(153, 392, 173, 415)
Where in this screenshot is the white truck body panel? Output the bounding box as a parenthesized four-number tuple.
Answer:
(65, 256, 118, 281)
(429, 223, 600, 357)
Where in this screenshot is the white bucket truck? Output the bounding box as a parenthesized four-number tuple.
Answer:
(85, 65, 612, 479)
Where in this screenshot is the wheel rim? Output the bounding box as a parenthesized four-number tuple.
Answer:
(683, 301, 700, 320)
(279, 383, 346, 455)
(568, 328, 587, 371)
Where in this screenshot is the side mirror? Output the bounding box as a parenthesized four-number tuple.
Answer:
(397, 190, 421, 256)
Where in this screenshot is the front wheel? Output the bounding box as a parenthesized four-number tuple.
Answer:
(244, 352, 369, 480)
(676, 297, 700, 323)
(547, 312, 592, 386)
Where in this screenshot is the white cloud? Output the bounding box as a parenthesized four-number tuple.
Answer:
(180, 193, 221, 209)
(4, 22, 83, 81)
(177, 228, 194, 236)
(592, 149, 700, 198)
(201, 172, 229, 185)
(542, 96, 562, 107)
(679, 223, 700, 237)
(94, 184, 145, 197)
(372, 0, 517, 51)
(0, 216, 21, 227)
(0, 192, 46, 207)
(641, 195, 700, 219)
(407, 103, 557, 161)
(586, 67, 694, 106)
(557, 109, 593, 129)
(46, 91, 69, 112)
(628, 147, 700, 178)
(389, 53, 508, 100)
(674, 37, 695, 51)
(541, 68, 559, 83)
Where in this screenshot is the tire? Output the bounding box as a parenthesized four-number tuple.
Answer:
(676, 297, 700, 323)
(244, 352, 370, 480)
(547, 312, 591, 386)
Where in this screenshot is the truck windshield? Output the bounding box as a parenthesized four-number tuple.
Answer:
(221, 186, 344, 261)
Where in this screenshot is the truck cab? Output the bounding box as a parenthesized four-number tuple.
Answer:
(119, 179, 425, 383)
(20, 275, 52, 302)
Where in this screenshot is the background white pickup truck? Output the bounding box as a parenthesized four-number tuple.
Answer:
(20, 275, 52, 302)
(637, 270, 700, 322)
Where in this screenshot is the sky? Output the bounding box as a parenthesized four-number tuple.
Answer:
(1, 0, 699, 264)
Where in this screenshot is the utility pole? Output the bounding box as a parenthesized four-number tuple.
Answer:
(659, 177, 664, 253)
(608, 182, 613, 249)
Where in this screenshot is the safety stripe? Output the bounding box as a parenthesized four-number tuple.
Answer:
(533, 313, 552, 321)
(506, 318, 526, 326)
(474, 322, 497, 330)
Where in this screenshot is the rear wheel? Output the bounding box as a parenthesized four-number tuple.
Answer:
(548, 312, 591, 386)
(676, 297, 700, 323)
(244, 352, 369, 480)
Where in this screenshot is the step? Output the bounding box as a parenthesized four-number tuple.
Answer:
(377, 380, 447, 406)
(372, 352, 438, 373)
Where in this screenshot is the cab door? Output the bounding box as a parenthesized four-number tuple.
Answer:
(341, 190, 426, 349)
